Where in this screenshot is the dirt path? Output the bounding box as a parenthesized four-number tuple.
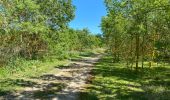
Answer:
(55, 54, 102, 100)
(3, 54, 102, 100)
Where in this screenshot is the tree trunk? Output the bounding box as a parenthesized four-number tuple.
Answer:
(136, 34, 140, 71)
(141, 35, 144, 69)
(130, 34, 133, 70)
(142, 16, 147, 69)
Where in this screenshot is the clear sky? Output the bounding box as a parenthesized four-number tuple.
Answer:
(69, 0, 107, 34)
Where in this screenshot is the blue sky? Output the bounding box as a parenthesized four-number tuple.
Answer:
(69, 0, 107, 34)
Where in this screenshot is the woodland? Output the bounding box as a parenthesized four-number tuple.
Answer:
(0, 0, 170, 100)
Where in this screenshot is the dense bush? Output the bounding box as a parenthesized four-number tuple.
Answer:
(0, 0, 103, 67)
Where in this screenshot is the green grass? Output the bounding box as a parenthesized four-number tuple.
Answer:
(0, 57, 68, 95)
(82, 55, 170, 100)
(0, 58, 68, 78)
(0, 49, 104, 97)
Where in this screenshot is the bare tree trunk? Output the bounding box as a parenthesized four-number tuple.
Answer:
(141, 35, 144, 69)
(136, 34, 140, 71)
(142, 16, 147, 69)
(130, 34, 133, 70)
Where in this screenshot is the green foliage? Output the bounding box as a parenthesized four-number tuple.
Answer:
(101, 0, 170, 69)
(0, 0, 103, 69)
(37, 0, 75, 29)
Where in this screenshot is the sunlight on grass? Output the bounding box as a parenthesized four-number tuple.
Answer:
(0, 50, 102, 97)
(0, 58, 68, 94)
(83, 55, 170, 100)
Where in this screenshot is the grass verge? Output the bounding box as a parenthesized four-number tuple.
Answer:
(82, 55, 170, 100)
(0, 58, 68, 94)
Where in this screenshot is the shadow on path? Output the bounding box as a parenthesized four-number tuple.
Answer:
(0, 53, 103, 100)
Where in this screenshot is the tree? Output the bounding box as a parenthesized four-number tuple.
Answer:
(102, 0, 170, 70)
